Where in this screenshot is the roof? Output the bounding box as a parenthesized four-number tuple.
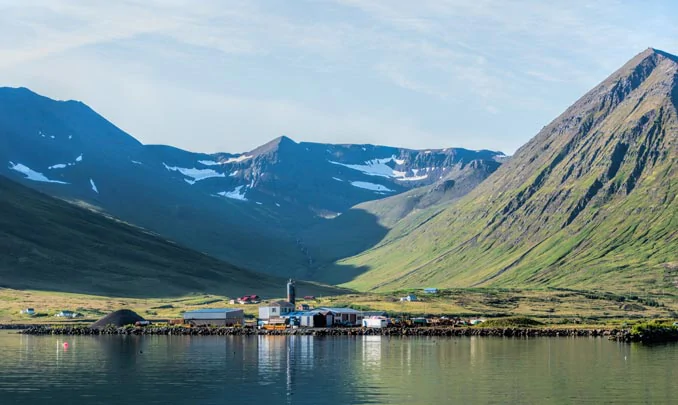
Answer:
(320, 307, 362, 314)
(183, 308, 243, 314)
(282, 311, 307, 317)
(263, 301, 295, 308)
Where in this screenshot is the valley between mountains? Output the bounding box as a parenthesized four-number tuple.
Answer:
(0, 48, 676, 318)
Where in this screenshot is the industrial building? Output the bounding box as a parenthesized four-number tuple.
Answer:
(320, 307, 364, 326)
(299, 310, 334, 327)
(183, 308, 244, 326)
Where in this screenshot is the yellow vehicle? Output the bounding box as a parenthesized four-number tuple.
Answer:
(262, 324, 287, 331)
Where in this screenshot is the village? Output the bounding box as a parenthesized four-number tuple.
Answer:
(178, 280, 485, 330)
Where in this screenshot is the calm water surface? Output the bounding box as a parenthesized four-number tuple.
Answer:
(0, 331, 676, 404)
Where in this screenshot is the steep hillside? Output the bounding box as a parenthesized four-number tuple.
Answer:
(0, 174, 336, 298)
(0, 86, 503, 277)
(342, 48, 678, 293)
(300, 158, 501, 280)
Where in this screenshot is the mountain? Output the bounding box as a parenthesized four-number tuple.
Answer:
(0, 174, 338, 298)
(0, 86, 504, 277)
(340, 48, 678, 293)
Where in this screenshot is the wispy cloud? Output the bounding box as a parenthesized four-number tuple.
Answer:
(1, 0, 677, 154)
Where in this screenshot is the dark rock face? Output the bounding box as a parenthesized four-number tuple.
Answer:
(90, 310, 145, 329)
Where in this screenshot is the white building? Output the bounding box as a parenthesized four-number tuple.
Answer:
(400, 294, 418, 302)
(362, 316, 388, 328)
(259, 301, 295, 320)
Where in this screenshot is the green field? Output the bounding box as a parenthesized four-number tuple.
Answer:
(2, 287, 676, 326)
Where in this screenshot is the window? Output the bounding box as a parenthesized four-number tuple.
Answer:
(272, 308, 277, 313)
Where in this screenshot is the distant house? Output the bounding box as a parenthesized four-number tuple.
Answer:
(21, 308, 35, 316)
(183, 308, 244, 326)
(259, 301, 295, 320)
(424, 288, 438, 294)
(400, 294, 418, 302)
(237, 295, 260, 304)
(55, 310, 80, 318)
(297, 303, 311, 311)
(320, 307, 364, 326)
(303, 295, 316, 300)
(470, 319, 484, 325)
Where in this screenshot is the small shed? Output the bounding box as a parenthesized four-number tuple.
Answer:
(21, 308, 35, 316)
(259, 301, 295, 320)
(183, 308, 244, 326)
(424, 288, 438, 294)
(55, 310, 75, 318)
(400, 294, 418, 302)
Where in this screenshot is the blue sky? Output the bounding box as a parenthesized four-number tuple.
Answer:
(1, 0, 677, 154)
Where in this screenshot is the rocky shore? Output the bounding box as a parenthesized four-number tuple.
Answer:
(16, 325, 622, 338)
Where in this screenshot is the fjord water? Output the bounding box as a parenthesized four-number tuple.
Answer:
(1, 332, 676, 404)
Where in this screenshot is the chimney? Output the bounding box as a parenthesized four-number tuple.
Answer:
(286, 279, 296, 305)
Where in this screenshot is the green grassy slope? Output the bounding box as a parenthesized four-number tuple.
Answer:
(0, 174, 341, 298)
(340, 48, 678, 293)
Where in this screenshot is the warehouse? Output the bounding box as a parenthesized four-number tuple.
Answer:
(183, 308, 244, 326)
(300, 310, 334, 327)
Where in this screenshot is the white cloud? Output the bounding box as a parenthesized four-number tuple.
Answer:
(0, 0, 677, 155)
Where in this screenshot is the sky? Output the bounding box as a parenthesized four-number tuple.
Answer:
(0, 1, 677, 154)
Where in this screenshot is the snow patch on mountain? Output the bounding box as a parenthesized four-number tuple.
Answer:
(163, 163, 226, 183)
(396, 175, 428, 181)
(350, 181, 394, 192)
(8, 162, 68, 184)
(229, 170, 239, 177)
(329, 156, 413, 179)
(198, 160, 219, 166)
(218, 185, 248, 201)
(332, 177, 343, 182)
(48, 154, 85, 170)
(90, 179, 99, 194)
(131, 160, 143, 165)
(224, 155, 252, 164)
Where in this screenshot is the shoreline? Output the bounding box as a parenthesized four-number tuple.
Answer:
(9, 324, 624, 338)
(10, 324, 678, 343)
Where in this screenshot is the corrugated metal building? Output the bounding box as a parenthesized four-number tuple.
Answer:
(183, 308, 244, 326)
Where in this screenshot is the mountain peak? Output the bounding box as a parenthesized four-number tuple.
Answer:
(249, 135, 297, 156)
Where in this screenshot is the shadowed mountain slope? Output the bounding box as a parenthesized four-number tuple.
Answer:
(0, 174, 339, 298)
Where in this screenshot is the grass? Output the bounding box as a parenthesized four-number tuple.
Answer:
(0, 175, 345, 299)
(4, 287, 675, 326)
(336, 87, 678, 294)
